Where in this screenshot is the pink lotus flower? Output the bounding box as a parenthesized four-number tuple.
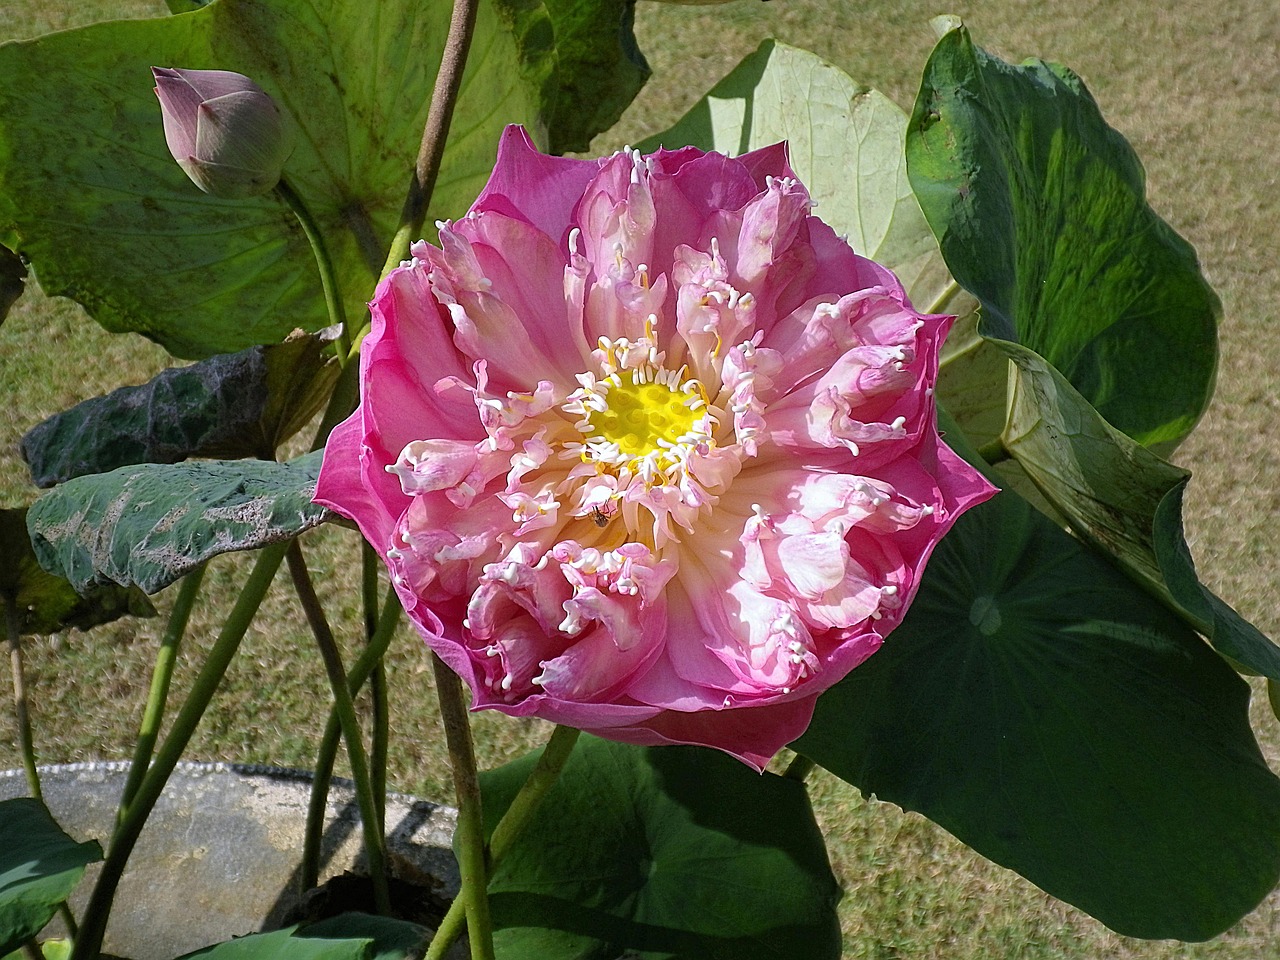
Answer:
(316, 126, 996, 768)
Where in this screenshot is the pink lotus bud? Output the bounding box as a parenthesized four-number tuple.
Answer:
(151, 67, 294, 199)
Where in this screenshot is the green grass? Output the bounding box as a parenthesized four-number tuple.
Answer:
(3, 1, 1280, 957)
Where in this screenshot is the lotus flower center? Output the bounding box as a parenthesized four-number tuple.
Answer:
(588, 375, 700, 457)
(563, 330, 717, 487)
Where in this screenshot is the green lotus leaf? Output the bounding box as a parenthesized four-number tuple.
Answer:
(0, 798, 103, 955)
(296, 914, 429, 960)
(175, 926, 370, 960)
(25, 451, 329, 594)
(794, 472, 1280, 940)
(479, 736, 840, 959)
(907, 22, 1219, 451)
(0, 0, 645, 358)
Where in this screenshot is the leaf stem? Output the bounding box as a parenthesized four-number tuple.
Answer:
(380, 0, 480, 275)
(72, 542, 288, 960)
(487, 725, 580, 864)
(276, 177, 352, 365)
(4, 591, 41, 802)
(116, 564, 206, 825)
(313, 0, 480, 439)
(782, 753, 816, 783)
(285, 540, 392, 916)
(425, 899, 466, 960)
(301, 584, 403, 891)
(427, 724, 581, 958)
(309, 351, 361, 453)
(431, 653, 494, 960)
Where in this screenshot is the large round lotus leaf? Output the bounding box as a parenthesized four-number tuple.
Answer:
(478, 736, 841, 959)
(795, 481, 1280, 941)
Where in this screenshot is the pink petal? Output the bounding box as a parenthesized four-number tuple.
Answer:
(735, 140, 798, 187)
(535, 589, 665, 701)
(601, 695, 820, 772)
(318, 129, 999, 772)
(387, 439, 478, 495)
(314, 410, 400, 552)
(471, 126, 599, 246)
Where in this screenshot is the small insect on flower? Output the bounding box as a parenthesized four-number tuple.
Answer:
(315, 125, 997, 769)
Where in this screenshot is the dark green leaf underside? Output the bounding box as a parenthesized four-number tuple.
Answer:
(22, 329, 339, 486)
(26, 451, 329, 594)
(0, 244, 24, 325)
(994, 341, 1280, 680)
(0, 506, 155, 635)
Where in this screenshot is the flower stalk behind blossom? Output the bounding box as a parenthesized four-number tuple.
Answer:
(316, 125, 996, 768)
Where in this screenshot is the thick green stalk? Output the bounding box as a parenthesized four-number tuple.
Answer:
(309, 354, 361, 452)
(301, 585, 403, 891)
(363, 541, 388, 828)
(276, 178, 351, 363)
(4, 592, 41, 802)
(432, 654, 494, 960)
(286, 541, 391, 915)
(72, 542, 288, 960)
(371, 660, 389, 823)
(301, 711, 342, 893)
(425, 889, 468, 960)
(487, 725, 580, 863)
(427, 724, 581, 958)
(380, 0, 480, 274)
(116, 564, 206, 825)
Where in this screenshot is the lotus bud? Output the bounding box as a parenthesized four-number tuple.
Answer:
(151, 67, 294, 199)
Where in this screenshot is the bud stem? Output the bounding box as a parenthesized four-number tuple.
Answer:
(275, 177, 352, 365)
